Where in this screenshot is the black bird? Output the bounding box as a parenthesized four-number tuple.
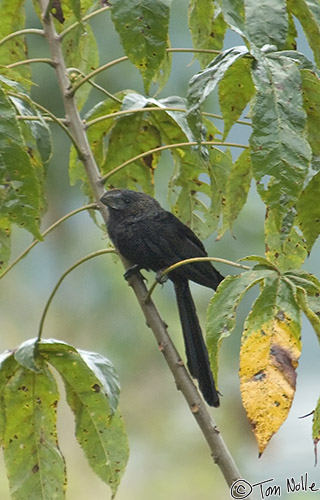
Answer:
(100, 189, 224, 407)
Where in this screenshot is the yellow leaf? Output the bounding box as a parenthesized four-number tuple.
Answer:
(240, 313, 301, 454)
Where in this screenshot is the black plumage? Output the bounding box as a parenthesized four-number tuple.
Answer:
(100, 189, 223, 406)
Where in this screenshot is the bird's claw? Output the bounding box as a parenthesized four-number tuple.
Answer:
(124, 265, 147, 282)
(156, 270, 168, 284)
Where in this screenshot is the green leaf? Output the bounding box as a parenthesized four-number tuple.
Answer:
(187, 46, 249, 142)
(250, 51, 311, 216)
(285, 270, 320, 339)
(188, 0, 227, 68)
(102, 113, 161, 193)
(63, 24, 99, 110)
(206, 267, 276, 383)
(0, 217, 11, 271)
(77, 350, 120, 415)
(287, 0, 320, 68)
(38, 340, 128, 496)
(296, 171, 320, 252)
(10, 95, 52, 165)
(2, 362, 66, 500)
(285, 12, 298, 51)
(312, 396, 320, 448)
(187, 46, 250, 115)
(264, 208, 308, 271)
(153, 41, 172, 91)
(0, 86, 43, 240)
(14, 338, 41, 372)
(244, 0, 288, 49)
(0, 0, 31, 84)
(301, 69, 320, 170)
(208, 147, 233, 234)
(0, 351, 18, 443)
(68, 0, 81, 20)
(53, 0, 98, 29)
(220, 0, 247, 39)
(146, 100, 219, 238)
(219, 56, 255, 139)
(220, 148, 252, 236)
(69, 95, 123, 195)
(111, 0, 171, 92)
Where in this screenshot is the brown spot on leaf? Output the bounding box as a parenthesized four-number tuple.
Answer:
(92, 384, 100, 393)
(32, 464, 39, 474)
(270, 345, 297, 388)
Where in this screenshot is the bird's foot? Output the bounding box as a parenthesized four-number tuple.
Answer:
(155, 269, 169, 284)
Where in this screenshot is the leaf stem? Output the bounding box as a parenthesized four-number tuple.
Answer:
(37, 249, 115, 341)
(0, 28, 44, 47)
(0, 204, 97, 280)
(101, 141, 248, 183)
(6, 57, 55, 69)
(147, 257, 250, 298)
(85, 106, 252, 129)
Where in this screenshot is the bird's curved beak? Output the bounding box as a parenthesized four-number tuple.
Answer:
(100, 190, 122, 209)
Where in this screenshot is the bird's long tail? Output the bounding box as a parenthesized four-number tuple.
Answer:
(173, 279, 219, 407)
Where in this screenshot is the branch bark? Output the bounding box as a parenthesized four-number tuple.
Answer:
(38, 1, 250, 496)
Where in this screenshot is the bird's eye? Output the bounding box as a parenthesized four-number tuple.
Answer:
(124, 198, 130, 204)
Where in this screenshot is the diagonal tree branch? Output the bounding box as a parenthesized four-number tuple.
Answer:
(38, 1, 249, 495)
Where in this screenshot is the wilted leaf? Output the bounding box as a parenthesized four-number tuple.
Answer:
(240, 275, 301, 454)
(111, 0, 171, 92)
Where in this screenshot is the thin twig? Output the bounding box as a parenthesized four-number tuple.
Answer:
(7, 91, 76, 147)
(59, 6, 110, 39)
(69, 56, 129, 95)
(67, 67, 122, 103)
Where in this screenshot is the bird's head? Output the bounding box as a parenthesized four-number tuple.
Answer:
(100, 189, 161, 217)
